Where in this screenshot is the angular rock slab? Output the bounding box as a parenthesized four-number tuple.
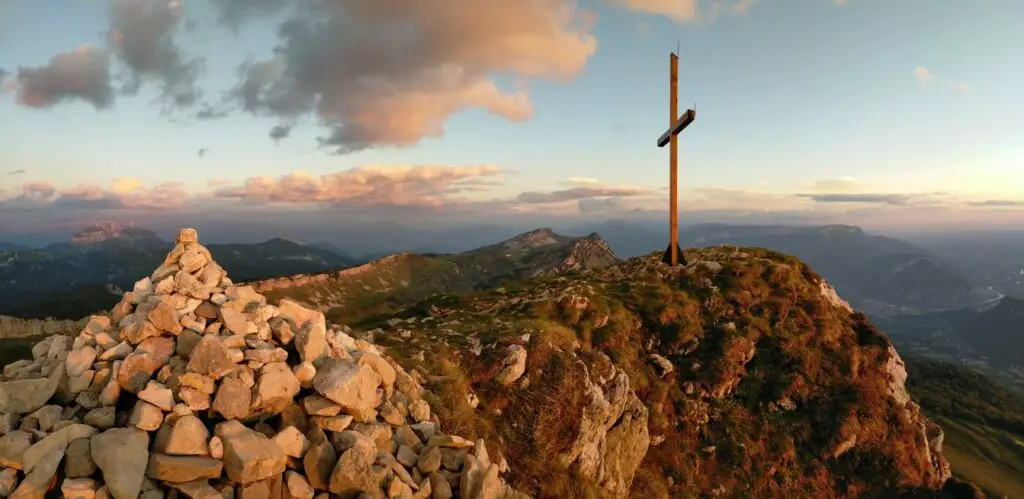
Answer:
(0, 363, 65, 415)
(91, 428, 150, 499)
(312, 359, 381, 423)
(214, 420, 286, 484)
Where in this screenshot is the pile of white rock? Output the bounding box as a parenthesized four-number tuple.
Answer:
(0, 228, 526, 499)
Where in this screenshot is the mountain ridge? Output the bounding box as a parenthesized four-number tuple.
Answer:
(247, 228, 619, 324)
(0, 225, 358, 318)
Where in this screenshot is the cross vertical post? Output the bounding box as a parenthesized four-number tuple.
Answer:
(669, 53, 679, 267)
(656, 51, 696, 267)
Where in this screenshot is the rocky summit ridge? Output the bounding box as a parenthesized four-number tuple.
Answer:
(0, 228, 525, 499)
(348, 246, 976, 497)
(245, 229, 618, 325)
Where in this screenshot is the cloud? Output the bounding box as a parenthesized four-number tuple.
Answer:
(578, 196, 629, 213)
(608, 0, 756, 23)
(213, 165, 507, 206)
(110, 177, 142, 195)
(14, 45, 114, 109)
(209, 0, 290, 28)
(800, 193, 912, 205)
(914, 67, 933, 85)
(206, 178, 230, 188)
(232, 0, 597, 153)
(802, 177, 867, 193)
(952, 82, 972, 93)
(688, 187, 803, 211)
(194, 103, 231, 120)
(609, 0, 699, 22)
(967, 199, 1024, 207)
(269, 124, 291, 143)
(107, 0, 203, 106)
(564, 177, 601, 186)
(516, 185, 652, 204)
(0, 179, 188, 211)
(9, 169, 25, 176)
(914, 66, 971, 93)
(798, 192, 956, 206)
(20, 182, 58, 202)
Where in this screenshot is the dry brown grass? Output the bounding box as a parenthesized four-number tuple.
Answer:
(350, 247, 971, 498)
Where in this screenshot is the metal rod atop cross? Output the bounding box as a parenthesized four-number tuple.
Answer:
(657, 51, 696, 267)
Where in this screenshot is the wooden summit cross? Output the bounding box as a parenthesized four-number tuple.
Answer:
(657, 51, 696, 267)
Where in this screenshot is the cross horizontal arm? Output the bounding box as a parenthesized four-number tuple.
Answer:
(657, 109, 696, 148)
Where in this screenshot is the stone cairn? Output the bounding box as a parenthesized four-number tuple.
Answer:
(0, 228, 526, 499)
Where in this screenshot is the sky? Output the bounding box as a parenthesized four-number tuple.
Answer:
(1, 0, 1022, 243)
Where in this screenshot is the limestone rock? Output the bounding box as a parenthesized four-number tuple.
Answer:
(65, 438, 97, 478)
(312, 359, 381, 423)
(328, 448, 377, 497)
(145, 454, 223, 483)
(284, 471, 314, 499)
(138, 382, 175, 411)
(0, 468, 17, 497)
(494, 345, 527, 387)
(22, 424, 97, 474)
(255, 365, 301, 416)
(187, 336, 236, 380)
(272, 427, 309, 459)
(66, 347, 98, 378)
(214, 420, 286, 484)
(164, 415, 210, 456)
(9, 443, 65, 499)
(91, 428, 150, 499)
(0, 432, 32, 470)
(0, 364, 65, 415)
(211, 377, 251, 420)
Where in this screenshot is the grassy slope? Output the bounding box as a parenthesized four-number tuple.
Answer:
(261, 237, 609, 325)
(936, 416, 1024, 499)
(904, 358, 1024, 498)
(339, 247, 969, 498)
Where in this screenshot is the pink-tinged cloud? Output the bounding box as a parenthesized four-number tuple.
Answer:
(515, 185, 653, 203)
(15, 45, 113, 109)
(1, 179, 188, 210)
(233, 0, 598, 152)
(213, 165, 508, 206)
(20, 182, 58, 201)
(607, 0, 757, 23)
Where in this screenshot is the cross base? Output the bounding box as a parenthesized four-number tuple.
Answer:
(661, 242, 687, 267)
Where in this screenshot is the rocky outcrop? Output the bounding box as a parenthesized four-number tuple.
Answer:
(541, 233, 618, 277)
(0, 229, 528, 499)
(0, 316, 86, 339)
(884, 343, 953, 485)
(558, 357, 649, 498)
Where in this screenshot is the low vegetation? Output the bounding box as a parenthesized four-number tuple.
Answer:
(905, 358, 1024, 498)
(344, 246, 975, 497)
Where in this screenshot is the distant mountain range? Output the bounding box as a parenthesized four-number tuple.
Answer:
(584, 222, 982, 315)
(0, 220, 990, 322)
(0, 222, 356, 318)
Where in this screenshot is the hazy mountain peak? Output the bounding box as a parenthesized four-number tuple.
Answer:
(501, 227, 567, 251)
(268, 236, 305, 246)
(69, 221, 161, 246)
(816, 224, 865, 236)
